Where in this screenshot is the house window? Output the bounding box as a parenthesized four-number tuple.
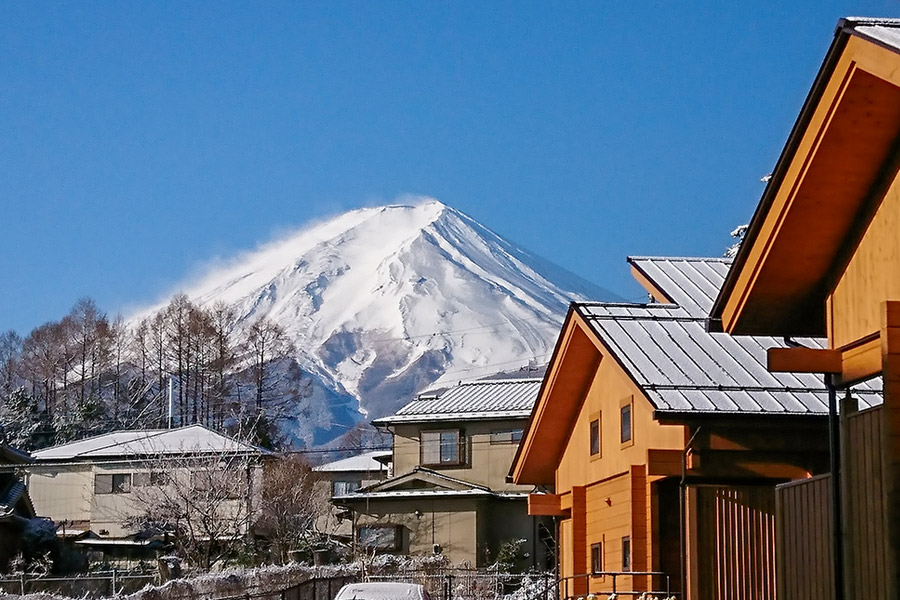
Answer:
(589, 417, 601, 456)
(133, 471, 168, 487)
(421, 430, 464, 466)
(490, 429, 524, 444)
(620, 401, 632, 445)
(590, 542, 603, 574)
(622, 536, 631, 571)
(95, 473, 131, 495)
(333, 480, 361, 496)
(358, 525, 402, 551)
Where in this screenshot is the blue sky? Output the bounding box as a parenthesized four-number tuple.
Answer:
(3, 2, 899, 335)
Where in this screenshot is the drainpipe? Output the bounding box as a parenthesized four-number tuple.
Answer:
(679, 427, 701, 600)
(826, 374, 844, 600)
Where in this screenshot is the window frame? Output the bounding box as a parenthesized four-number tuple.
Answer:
(358, 524, 402, 551)
(621, 536, 631, 572)
(420, 429, 465, 467)
(490, 428, 524, 445)
(332, 479, 362, 496)
(95, 473, 132, 495)
(589, 414, 601, 458)
(590, 541, 603, 575)
(620, 396, 634, 448)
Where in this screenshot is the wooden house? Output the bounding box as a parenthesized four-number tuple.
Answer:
(510, 257, 881, 600)
(335, 378, 553, 569)
(709, 16, 900, 600)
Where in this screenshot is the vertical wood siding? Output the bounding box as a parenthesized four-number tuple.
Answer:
(842, 405, 887, 599)
(696, 485, 776, 600)
(776, 474, 834, 600)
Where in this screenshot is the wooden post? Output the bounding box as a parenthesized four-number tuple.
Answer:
(882, 300, 900, 600)
(571, 486, 588, 597)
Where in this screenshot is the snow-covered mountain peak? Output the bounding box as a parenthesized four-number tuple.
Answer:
(134, 197, 618, 444)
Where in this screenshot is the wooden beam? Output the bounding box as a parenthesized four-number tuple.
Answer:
(768, 347, 842, 373)
(527, 493, 567, 517)
(647, 449, 683, 476)
(838, 335, 882, 385)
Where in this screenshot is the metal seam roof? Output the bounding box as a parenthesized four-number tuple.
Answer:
(378, 378, 542, 423)
(574, 256, 882, 415)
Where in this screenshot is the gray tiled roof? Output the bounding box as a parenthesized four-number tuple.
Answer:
(374, 378, 542, 425)
(577, 257, 882, 416)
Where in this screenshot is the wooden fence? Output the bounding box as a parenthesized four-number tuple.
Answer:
(694, 485, 776, 600)
(775, 474, 833, 600)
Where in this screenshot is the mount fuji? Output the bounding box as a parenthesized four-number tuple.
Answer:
(139, 198, 618, 445)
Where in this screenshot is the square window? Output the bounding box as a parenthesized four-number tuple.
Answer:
(333, 480, 361, 496)
(95, 473, 132, 494)
(620, 403, 632, 444)
(358, 525, 401, 551)
(421, 430, 463, 466)
(589, 418, 601, 456)
(622, 536, 631, 571)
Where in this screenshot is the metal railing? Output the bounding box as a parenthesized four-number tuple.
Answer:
(366, 570, 554, 600)
(557, 571, 676, 599)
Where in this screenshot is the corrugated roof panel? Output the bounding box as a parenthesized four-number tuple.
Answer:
(628, 257, 732, 316)
(591, 320, 674, 385)
(391, 379, 541, 420)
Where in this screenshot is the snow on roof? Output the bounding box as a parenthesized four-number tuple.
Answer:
(374, 378, 542, 425)
(314, 450, 391, 473)
(843, 17, 900, 53)
(32, 425, 261, 462)
(628, 256, 732, 317)
(575, 304, 882, 416)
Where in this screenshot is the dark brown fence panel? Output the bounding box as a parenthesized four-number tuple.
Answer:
(775, 473, 833, 600)
(696, 485, 776, 600)
(842, 404, 887, 599)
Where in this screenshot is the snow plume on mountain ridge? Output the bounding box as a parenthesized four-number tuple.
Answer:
(134, 198, 618, 444)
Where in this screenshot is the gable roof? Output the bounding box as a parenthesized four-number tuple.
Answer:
(373, 379, 542, 426)
(512, 256, 883, 484)
(582, 257, 881, 415)
(334, 467, 498, 501)
(711, 17, 900, 336)
(314, 450, 391, 474)
(629, 256, 732, 316)
(33, 425, 261, 462)
(577, 301, 881, 416)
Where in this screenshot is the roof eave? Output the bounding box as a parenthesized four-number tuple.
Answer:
(711, 24, 853, 333)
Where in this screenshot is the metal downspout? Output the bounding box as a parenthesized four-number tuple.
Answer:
(680, 427, 701, 600)
(826, 374, 844, 600)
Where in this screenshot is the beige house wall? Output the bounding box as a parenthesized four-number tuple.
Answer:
(391, 419, 531, 492)
(27, 459, 261, 538)
(28, 464, 93, 523)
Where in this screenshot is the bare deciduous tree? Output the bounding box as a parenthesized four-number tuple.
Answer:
(256, 455, 329, 563)
(124, 447, 262, 570)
